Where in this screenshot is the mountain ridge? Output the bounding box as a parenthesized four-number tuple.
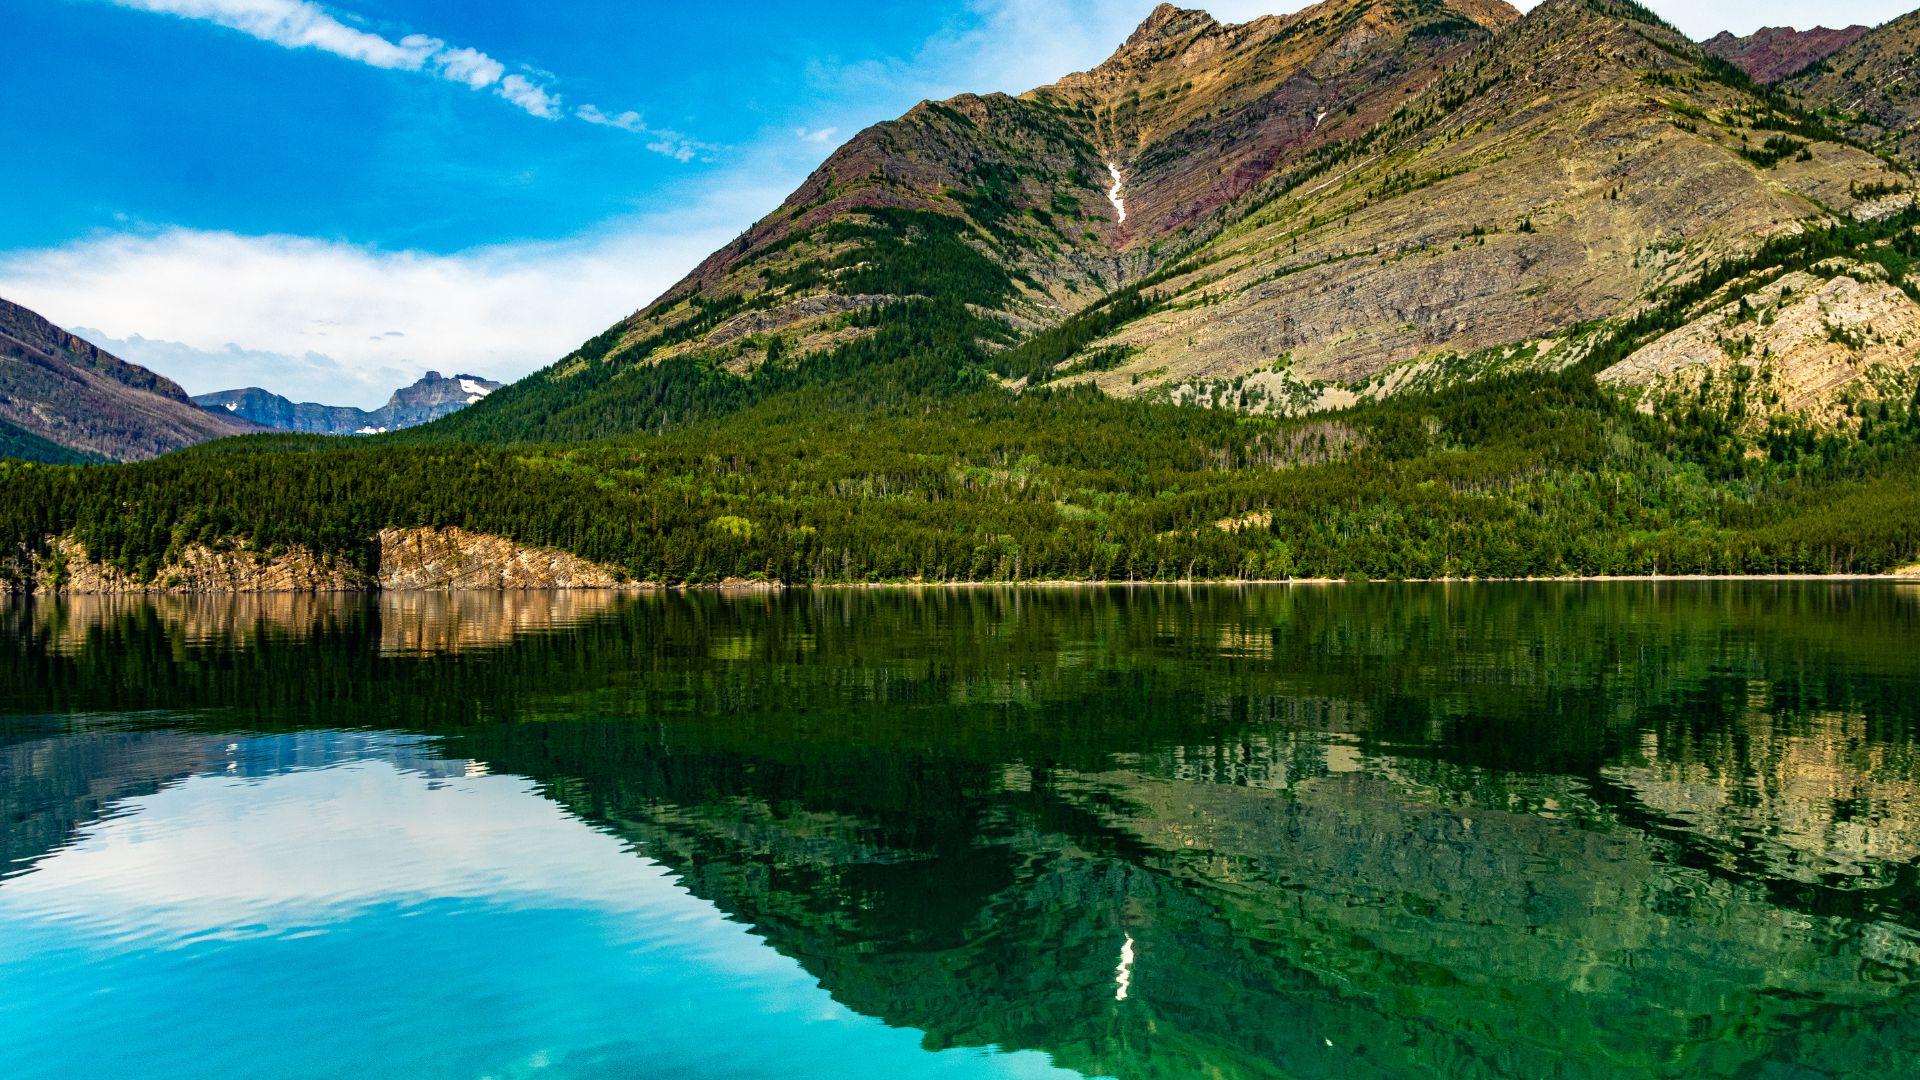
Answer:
(435, 0, 1911, 445)
(0, 296, 257, 462)
(195, 371, 501, 435)
(1703, 24, 1871, 84)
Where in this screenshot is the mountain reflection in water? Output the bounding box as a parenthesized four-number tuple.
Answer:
(2, 584, 1918, 1079)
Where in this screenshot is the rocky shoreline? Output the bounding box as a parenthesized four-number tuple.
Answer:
(1, 527, 636, 596)
(3, 540, 1915, 598)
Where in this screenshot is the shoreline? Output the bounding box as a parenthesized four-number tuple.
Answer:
(6, 572, 1917, 598)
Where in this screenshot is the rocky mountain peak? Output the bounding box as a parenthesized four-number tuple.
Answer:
(1123, 3, 1218, 50)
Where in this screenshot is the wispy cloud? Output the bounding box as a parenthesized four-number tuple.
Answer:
(106, 0, 706, 145)
(794, 126, 840, 145)
(109, 0, 560, 116)
(496, 73, 560, 119)
(577, 105, 721, 163)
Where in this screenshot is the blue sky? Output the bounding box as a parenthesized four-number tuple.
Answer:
(2, 0, 1912, 406)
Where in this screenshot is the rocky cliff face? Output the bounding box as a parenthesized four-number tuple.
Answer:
(4, 527, 634, 594)
(0, 296, 258, 461)
(195, 371, 500, 435)
(374, 526, 629, 590)
(1703, 25, 1869, 84)
(1068, 0, 1902, 403)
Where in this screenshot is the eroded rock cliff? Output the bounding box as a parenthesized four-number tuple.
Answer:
(4, 527, 636, 594)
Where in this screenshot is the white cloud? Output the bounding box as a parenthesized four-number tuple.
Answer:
(103, 0, 683, 130)
(0, 183, 778, 406)
(430, 44, 506, 90)
(496, 72, 561, 118)
(795, 126, 840, 144)
(577, 104, 648, 133)
(110, 0, 434, 69)
(579, 105, 722, 162)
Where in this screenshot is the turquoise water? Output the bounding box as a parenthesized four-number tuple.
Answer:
(2, 585, 1919, 1078)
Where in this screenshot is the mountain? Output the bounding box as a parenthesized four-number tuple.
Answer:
(1702, 25, 1869, 84)
(1785, 11, 1920, 165)
(10, 0, 1920, 588)
(441, 0, 1522, 440)
(0, 296, 256, 462)
(442, 0, 1911, 444)
(195, 372, 501, 436)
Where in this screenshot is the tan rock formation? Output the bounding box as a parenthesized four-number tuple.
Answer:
(1600, 267, 1920, 430)
(373, 526, 630, 591)
(3, 527, 635, 595)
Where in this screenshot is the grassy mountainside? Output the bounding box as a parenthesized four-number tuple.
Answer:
(0, 416, 99, 465)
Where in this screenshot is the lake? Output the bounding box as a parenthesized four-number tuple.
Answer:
(2, 584, 1918, 1078)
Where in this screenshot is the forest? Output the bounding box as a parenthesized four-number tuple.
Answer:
(5, 360, 1920, 586)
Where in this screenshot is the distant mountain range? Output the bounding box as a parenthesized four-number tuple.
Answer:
(0, 296, 257, 463)
(1702, 25, 1870, 84)
(194, 372, 502, 436)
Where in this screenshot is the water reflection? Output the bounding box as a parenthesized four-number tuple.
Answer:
(0, 731, 1074, 1080)
(2, 585, 1918, 1078)
(8, 588, 630, 660)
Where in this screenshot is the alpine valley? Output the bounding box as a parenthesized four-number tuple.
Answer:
(10, 0, 1920, 589)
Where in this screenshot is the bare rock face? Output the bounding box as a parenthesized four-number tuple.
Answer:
(373, 527, 629, 591)
(1786, 12, 1920, 166)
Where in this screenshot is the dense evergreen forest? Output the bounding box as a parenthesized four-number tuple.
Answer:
(4, 362, 1920, 585)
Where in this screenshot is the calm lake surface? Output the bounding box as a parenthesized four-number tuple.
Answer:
(2, 584, 1919, 1078)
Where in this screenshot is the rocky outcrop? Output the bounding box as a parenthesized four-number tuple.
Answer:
(1600, 266, 1920, 432)
(1786, 12, 1920, 167)
(4, 527, 635, 594)
(373, 527, 630, 591)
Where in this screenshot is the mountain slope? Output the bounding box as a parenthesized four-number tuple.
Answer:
(1786, 10, 1920, 166)
(196, 372, 501, 435)
(0, 297, 256, 462)
(1703, 25, 1869, 84)
(438, 0, 1906, 444)
(1058, 0, 1905, 412)
(434, 0, 1517, 441)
